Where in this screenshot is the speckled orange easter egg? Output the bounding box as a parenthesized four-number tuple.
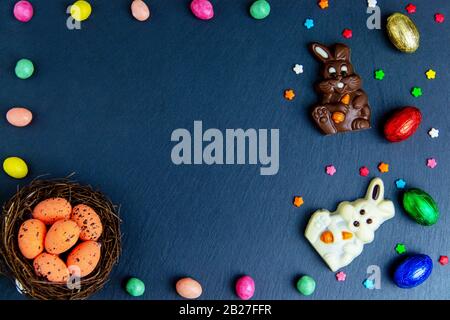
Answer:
(66, 241, 101, 277)
(33, 253, 70, 283)
(32, 198, 72, 225)
(71, 204, 103, 241)
(18, 219, 46, 259)
(45, 219, 80, 254)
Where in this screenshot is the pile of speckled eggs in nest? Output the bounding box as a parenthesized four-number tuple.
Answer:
(18, 198, 102, 283)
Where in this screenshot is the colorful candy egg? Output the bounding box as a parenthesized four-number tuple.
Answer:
(126, 277, 146, 297)
(71, 204, 103, 241)
(235, 275, 255, 300)
(13, 0, 34, 22)
(32, 198, 72, 225)
(33, 253, 70, 283)
(3, 156, 28, 179)
(403, 188, 439, 226)
(66, 240, 101, 277)
(176, 277, 203, 299)
(190, 0, 214, 20)
(250, 0, 271, 20)
(131, 0, 150, 21)
(45, 220, 80, 254)
(18, 219, 46, 259)
(386, 13, 420, 53)
(15, 58, 34, 79)
(393, 254, 432, 288)
(296, 275, 316, 296)
(70, 0, 92, 22)
(6, 107, 33, 127)
(384, 107, 421, 142)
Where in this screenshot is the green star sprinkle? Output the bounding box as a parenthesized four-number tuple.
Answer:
(411, 87, 423, 98)
(374, 69, 385, 80)
(395, 243, 407, 254)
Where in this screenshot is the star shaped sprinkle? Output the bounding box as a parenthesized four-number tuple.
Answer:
(359, 166, 370, 177)
(304, 18, 315, 29)
(367, 0, 377, 8)
(293, 64, 303, 75)
(411, 87, 422, 98)
(428, 128, 439, 138)
(342, 28, 353, 39)
(439, 256, 449, 266)
(374, 69, 385, 80)
(395, 179, 406, 189)
(363, 279, 375, 289)
(284, 89, 296, 100)
(336, 271, 347, 282)
(395, 243, 407, 254)
(435, 13, 445, 23)
(425, 69, 436, 79)
(378, 162, 389, 173)
(405, 3, 416, 14)
(325, 165, 336, 176)
(293, 196, 304, 207)
(318, 0, 328, 9)
(427, 158, 437, 169)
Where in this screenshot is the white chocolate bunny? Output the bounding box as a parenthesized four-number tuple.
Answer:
(305, 178, 395, 272)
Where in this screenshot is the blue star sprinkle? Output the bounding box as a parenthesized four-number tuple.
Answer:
(304, 18, 315, 29)
(363, 279, 375, 289)
(395, 179, 406, 189)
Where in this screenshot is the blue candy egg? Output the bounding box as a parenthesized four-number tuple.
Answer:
(393, 254, 433, 289)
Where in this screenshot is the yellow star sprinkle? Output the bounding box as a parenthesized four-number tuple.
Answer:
(318, 0, 329, 9)
(425, 69, 436, 80)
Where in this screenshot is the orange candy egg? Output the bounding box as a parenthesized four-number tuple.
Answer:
(33, 253, 70, 283)
(66, 240, 101, 277)
(71, 204, 103, 241)
(45, 219, 80, 254)
(18, 219, 46, 259)
(32, 198, 72, 225)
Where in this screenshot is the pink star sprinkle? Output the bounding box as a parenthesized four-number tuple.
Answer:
(405, 3, 416, 14)
(435, 13, 445, 23)
(439, 256, 449, 266)
(336, 271, 347, 282)
(359, 166, 370, 177)
(342, 29, 353, 39)
(426, 158, 437, 169)
(326, 165, 336, 176)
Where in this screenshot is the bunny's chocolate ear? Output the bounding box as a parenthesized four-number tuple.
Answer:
(311, 43, 333, 62)
(366, 178, 385, 203)
(334, 43, 351, 61)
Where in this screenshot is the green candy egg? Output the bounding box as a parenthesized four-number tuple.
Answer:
(250, 0, 270, 20)
(126, 277, 146, 297)
(296, 275, 316, 296)
(403, 188, 439, 226)
(15, 58, 34, 79)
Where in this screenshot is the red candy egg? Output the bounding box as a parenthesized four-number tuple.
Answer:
(384, 106, 422, 142)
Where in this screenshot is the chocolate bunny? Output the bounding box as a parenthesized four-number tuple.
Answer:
(310, 43, 371, 135)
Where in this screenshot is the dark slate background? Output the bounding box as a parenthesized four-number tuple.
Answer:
(0, 0, 448, 300)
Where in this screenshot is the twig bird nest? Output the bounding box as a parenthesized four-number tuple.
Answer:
(0, 178, 121, 300)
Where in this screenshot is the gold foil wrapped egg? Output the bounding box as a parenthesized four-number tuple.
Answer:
(386, 13, 420, 53)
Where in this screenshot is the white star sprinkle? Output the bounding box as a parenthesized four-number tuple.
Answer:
(367, 0, 377, 8)
(293, 64, 303, 75)
(428, 128, 439, 138)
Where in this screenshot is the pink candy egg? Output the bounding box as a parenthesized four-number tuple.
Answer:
(6, 107, 33, 127)
(131, 0, 150, 22)
(235, 275, 255, 300)
(14, 0, 34, 22)
(190, 0, 214, 20)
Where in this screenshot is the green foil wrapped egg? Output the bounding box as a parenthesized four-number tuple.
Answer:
(403, 188, 439, 226)
(386, 13, 420, 53)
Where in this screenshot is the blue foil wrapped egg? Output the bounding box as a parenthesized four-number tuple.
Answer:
(393, 254, 433, 289)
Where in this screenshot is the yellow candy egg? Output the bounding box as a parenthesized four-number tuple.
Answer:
(67, 240, 101, 277)
(3, 156, 28, 179)
(70, 0, 92, 22)
(45, 219, 80, 254)
(18, 219, 47, 259)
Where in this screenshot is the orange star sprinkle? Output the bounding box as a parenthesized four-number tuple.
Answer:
(318, 0, 329, 9)
(284, 89, 296, 100)
(293, 196, 304, 207)
(378, 162, 389, 173)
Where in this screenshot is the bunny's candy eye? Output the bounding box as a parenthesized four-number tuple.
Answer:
(341, 65, 348, 72)
(328, 67, 337, 74)
(360, 209, 366, 215)
(353, 221, 360, 227)
(366, 218, 373, 224)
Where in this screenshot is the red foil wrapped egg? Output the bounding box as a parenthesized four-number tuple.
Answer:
(384, 107, 422, 142)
